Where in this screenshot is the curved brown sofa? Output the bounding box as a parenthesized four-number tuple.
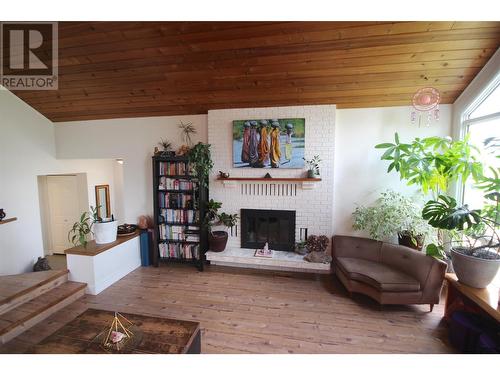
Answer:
(332, 235, 447, 311)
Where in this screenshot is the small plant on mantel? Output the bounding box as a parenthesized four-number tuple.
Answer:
(303, 155, 321, 178)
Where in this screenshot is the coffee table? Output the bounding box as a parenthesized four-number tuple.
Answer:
(26, 308, 201, 354)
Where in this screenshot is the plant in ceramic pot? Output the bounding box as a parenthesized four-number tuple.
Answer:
(303, 155, 321, 178)
(68, 206, 117, 247)
(204, 199, 239, 252)
(422, 172, 500, 288)
(352, 190, 435, 251)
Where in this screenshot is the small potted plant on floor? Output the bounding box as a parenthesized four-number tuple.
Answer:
(68, 206, 118, 247)
(303, 155, 321, 178)
(352, 190, 435, 251)
(204, 199, 238, 252)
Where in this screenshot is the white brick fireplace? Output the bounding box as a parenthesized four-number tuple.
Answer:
(207, 105, 336, 272)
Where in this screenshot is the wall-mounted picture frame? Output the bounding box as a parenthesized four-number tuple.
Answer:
(232, 118, 305, 168)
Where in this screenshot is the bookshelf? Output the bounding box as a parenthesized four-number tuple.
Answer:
(152, 155, 208, 271)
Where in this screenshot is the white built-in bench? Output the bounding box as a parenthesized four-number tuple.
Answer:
(65, 231, 141, 295)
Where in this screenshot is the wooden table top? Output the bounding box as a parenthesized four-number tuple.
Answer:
(65, 230, 140, 256)
(445, 273, 500, 323)
(27, 308, 200, 354)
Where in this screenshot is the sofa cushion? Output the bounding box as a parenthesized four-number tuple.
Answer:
(335, 257, 421, 292)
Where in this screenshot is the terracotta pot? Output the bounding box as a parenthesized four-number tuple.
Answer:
(398, 232, 424, 251)
(451, 247, 500, 288)
(208, 231, 228, 252)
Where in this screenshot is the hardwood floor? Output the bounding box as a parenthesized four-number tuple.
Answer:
(0, 264, 454, 353)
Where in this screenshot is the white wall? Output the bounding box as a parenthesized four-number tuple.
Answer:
(55, 115, 208, 223)
(0, 89, 117, 275)
(333, 105, 452, 239)
(208, 105, 336, 249)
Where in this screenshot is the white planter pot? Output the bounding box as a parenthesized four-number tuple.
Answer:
(451, 248, 500, 288)
(93, 221, 118, 244)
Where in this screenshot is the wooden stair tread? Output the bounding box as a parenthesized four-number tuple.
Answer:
(0, 281, 86, 336)
(0, 270, 69, 305)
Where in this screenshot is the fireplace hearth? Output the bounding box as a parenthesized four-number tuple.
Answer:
(240, 209, 295, 251)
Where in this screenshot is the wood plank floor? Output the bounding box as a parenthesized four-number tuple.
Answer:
(0, 264, 454, 354)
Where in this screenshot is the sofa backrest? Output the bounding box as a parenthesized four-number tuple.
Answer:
(380, 243, 436, 286)
(332, 235, 382, 262)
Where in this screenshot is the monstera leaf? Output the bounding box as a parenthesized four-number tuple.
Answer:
(422, 195, 482, 230)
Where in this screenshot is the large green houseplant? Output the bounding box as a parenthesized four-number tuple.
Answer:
(376, 133, 500, 287)
(352, 190, 435, 250)
(188, 142, 213, 189)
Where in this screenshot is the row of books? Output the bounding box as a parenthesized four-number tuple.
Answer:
(158, 224, 200, 241)
(158, 161, 191, 176)
(159, 177, 197, 191)
(158, 192, 194, 209)
(158, 243, 200, 259)
(159, 208, 198, 224)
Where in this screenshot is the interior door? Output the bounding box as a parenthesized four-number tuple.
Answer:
(46, 175, 81, 254)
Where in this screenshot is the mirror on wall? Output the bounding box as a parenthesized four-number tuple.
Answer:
(95, 184, 111, 219)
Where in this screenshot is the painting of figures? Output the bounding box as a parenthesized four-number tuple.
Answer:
(232, 118, 305, 168)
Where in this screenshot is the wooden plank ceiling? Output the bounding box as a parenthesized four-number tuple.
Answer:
(10, 21, 500, 122)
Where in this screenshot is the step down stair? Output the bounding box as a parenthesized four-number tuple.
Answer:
(0, 270, 86, 344)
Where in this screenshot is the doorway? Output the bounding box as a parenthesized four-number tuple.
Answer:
(38, 174, 89, 255)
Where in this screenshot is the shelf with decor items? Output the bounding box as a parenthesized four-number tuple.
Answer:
(216, 176, 321, 190)
(152, 155, 208, 271)
(0, 217, 17, 225)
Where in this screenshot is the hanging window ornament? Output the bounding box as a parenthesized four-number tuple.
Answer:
(411, 87, 441, 127)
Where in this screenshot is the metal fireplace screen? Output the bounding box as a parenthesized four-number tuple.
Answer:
(240, 209, 295, 251)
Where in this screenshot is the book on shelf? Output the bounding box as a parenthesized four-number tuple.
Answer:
(158, 242, 199, 259)
(158, 161, 192, 176)
(158, 192, 194, 209)
(158, 177, 197, 191)
(159, 208, 198, 224)
(158, 224, 201, 241)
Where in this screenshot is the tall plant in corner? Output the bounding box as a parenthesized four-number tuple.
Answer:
(376, 133, 500, 288)
(375, 133, 484, 260)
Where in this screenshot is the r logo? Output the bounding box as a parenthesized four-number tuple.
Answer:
(1, 22, 58, 90)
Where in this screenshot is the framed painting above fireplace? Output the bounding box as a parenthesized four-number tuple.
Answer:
(232, 118, 305, 169)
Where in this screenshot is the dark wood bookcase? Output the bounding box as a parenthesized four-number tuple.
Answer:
(152, 155, 207, 271)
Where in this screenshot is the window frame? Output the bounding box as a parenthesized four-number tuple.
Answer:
(459, 73, 500, 205)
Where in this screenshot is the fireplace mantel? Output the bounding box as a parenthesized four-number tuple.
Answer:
(217, 177, 321, 190)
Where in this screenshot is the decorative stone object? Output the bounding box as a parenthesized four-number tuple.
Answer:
(33, 257, 51, 272)
(302, 235, 331, 263)
(304, 251, 332, 264)
(305, 235, 329, 253)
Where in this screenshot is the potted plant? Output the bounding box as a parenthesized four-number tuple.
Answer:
(188, 142, 214, 188)
(352, 190, 435, 250)
(375, 133, 483, 261)
(157, 138, 175, 157)
(422, 177, 500, 288)
(68, 206, 118, 247)
(303, 155, 321, 178)
(204, 199, 238, 252)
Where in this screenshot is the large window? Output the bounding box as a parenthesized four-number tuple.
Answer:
(462, 77, 500, 209)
